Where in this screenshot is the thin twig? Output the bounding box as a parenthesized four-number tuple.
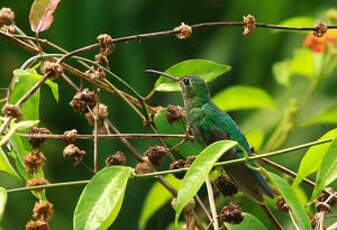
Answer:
(205, 176, 219, 230)
(260, 204, 284, 230)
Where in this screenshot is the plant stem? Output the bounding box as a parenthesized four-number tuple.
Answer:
(205, 176, 219, 230)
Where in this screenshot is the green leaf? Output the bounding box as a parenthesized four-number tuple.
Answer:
(153, 108, 203, 157)
(175, 140, 237, 223)
(212, 86, 277, 111)
(277, 17, 315, 32)
(293, 129, 337, 187)
(224, 213, 268, 230)
(302, 105, 337, 125)
(0, 148, 20, 179)
(312, 138, 337, 200)
(272, 61, 291, 87)
(155, 59, 231, 92)
(245, 129, 265, 152)
(0, 187, 7, 221)
(166, 222, 185, 230)
(268, 173, 311, 230)
(290, 48, 314, 78)
(139, 175, 181, 230)
(74, 166, 133, 230)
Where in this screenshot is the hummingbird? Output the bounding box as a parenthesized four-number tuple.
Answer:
(146, 69, 274, 204)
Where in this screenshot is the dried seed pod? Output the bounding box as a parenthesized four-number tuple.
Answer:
(41, 61, 63, 80)
(95, 53, 109, 68)
(315, 201, 331, 212)
(243, 14, 256, 36)
(313, 22, 327, 37)
(219, 203, 244, 225)
(26, 178, 50, 192)
(63, 144, 86, 166)
(63, 129, 78, 143)
(214, 174, 238, 197)
(25, 220, 49, 230)
(145, 145, 169, 166)
(316, 189, 337, 206)
(184, 156, 197, 167)
(105, 151, 126, 166)
(70, 88, 97, 113)
(174, 22, 192, 40)
(166, 105, 185, 124)
(169, 159, 186, 179)
(0, 8, 15, 26)
(2, 103, 22, 120)
(97, 34, 115, 55)
(24, 150, 46, 174)
(28, 127, 51, 148)
(33, 200, 54, 221)
(85, 103, 108, 124)
(135, 157, 153, 174)
(276, 196, 289, 212)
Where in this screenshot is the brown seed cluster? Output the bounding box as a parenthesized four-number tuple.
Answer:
(33, 200, 54, 221)
(26, 178, 50, 191)
(316, 189, 337, 206)
(145, 145, 169, 166)
(214, 174, 238, 197)
(41, 61, 63, 80)
(166, 105, 185, 124)
(135, 157, 154, 174)
(315, 202, 331, 212)
(95, 53, 109, 69)
(174, 22, 192, 40)
(24, 150, 46, 174)
(63, 144, 86, 166)
(105, 151, 126, 167)
(97, 34, 115, 55)
(276, 196, 289, 212)
(70, 88, 97, 113)
(169, 156, 197, 179)
(0, 8, 15, 26)
(2, 103, 22, 120)
(313, 22, 328, 37)
(63, 129, 78, 143)
(219, 203, 244, 225)
(85, 103, 109, 124)
(25, 220, 49, 230)
(28, 127, 51, 148)
(243, 14, 256, 36)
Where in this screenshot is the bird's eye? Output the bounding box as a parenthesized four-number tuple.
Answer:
(182, 78, 191, 86)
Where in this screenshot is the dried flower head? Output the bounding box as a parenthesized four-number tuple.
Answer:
(26, 178, 50, 192)
(0, 24, 15, 33)
(214, 175, 238, 197)
(28, 127, 51, 148)
(95, 53, 109, 68)
(63, 129, 78, 143)
(33, 200, 54, 221)
(313, 22, 328, 37)
(276, 196, 289, 212)
(41, 61, 63, 80)
(169, 159, 186, 179)
(24, 150, 46, 174)
(85, 103, 109, 124)
(220, 203, 244, 225)
(174, 22, 192, 40)
(315, 201, 331, 212)
(105, 151, 126, 166)
(135, 157, 153, 174)
(2, 103, 22, 120)
(184, 156, 197, 166)
(243, 14, 256, 36)
(145, 145, 169, 166)
(26, 220, 49, 230)
(97, 34, 115, 55)
(70, 88, 97, 113)
(63, 144, 86, 166)
(316, 189, 337, 206)
(166, 105, 185, 124)
(0, 8, 15, 26)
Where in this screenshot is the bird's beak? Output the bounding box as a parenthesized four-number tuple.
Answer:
(145, 69, 181, 82)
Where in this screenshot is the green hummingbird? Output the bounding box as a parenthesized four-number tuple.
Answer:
(146, 69, 274, 204)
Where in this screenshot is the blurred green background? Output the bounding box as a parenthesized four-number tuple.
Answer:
(1, 0, 337, 229)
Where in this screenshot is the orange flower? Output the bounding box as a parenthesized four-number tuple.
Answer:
(303, 29, 337, 52)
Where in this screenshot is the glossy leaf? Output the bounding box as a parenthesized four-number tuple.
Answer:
(175, 140, 237, 223)
(277, 17, 315, 32)
(312, 138, 337, 200)
(224, 213, 268, 230)
(0, 187, 7, 221)
(139, 175, 181, 230)
(74, 166, 133, 230)
(245, 129, 264, 152)
(153, 108, 203, 157)
(302, 105, 337, 125)
(268, 173, 311, 230)
(293, 129, 337, 187)
(29, 0, 62, 32)
(155, 59, 231, 92)
(0, 148, 20, 179)
(212, 86, 276, 111)
(272, 61, 291, 87)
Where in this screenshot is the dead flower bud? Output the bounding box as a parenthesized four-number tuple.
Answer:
(174, 22, 192, 40)
(63, 144, 86, 166)
(0, 24, 15, 33)
(135, 157, 154, 174)
(85, 103, 108, 124)
(26, 178, 50, 192)
(24, 150, 46, 174)
(33, 200, 54, 221)
(26, 220, 49, 230)
(315, 201, 331, 212)
(169, 159, 186, 179)
(105, 151, 126, 166)
(63, 129, 78, 143)
(243, 14, 256, 36)
(41, 61, 63, 80)
(276, 196, 289, 212)
(0, 8, 15, 26)
(214, 175, 238, 197)
(166, 105, 185, 124)
(97, 34, 115, 55)
(70, 88, 97, 113)
(28, 127, 51, 148)
(2, 103, 22, 120)
(145, 145, 169, 166)
(95, 53, 109, 68)
(313, 22, 328, 37)
(220, 203, 244, 225)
